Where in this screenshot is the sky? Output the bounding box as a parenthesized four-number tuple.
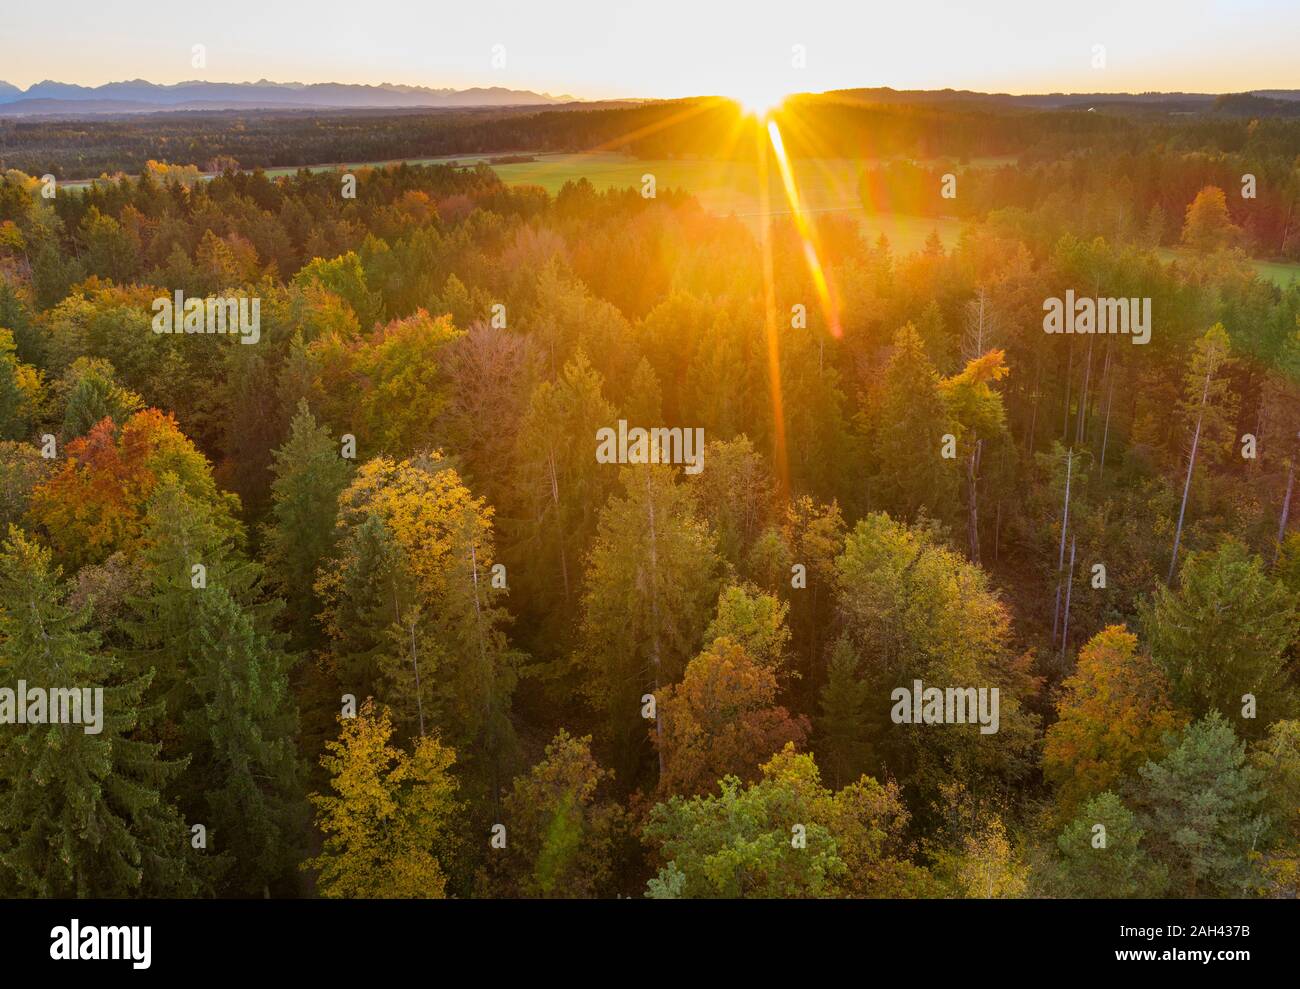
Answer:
(1, 0, 1296, 99)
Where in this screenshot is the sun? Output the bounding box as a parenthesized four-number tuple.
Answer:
(732, 85, 790, 118)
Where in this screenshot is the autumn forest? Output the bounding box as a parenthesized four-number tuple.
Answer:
(0, 85, 1298, 907)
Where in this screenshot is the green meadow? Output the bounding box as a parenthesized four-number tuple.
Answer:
(489, 151, 966, 254)
(1156, 247, 1300, 290)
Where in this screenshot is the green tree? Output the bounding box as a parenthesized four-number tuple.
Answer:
(577, 465, 723, 781)
(1127, 712, 1266, 897)
(834, 513, 1039, 814)
(702, 582, 792, 674)
(264, 400, 351, 650)
(817, 635, 874, 789)
(1146, 539, 1298, 733)
(869, 324, 957, 522)
(644, 745, 923, 898)
(57, 357, 143, 439)
(0, 528, 201, 897)
(180, 585, 306, 897)
(1055, 792, 1167, 898)
(1251, 719, 1300, 896)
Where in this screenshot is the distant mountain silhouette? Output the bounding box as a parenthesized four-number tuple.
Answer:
(0, 79, 577, 115)
(820, 87, 1300, 112)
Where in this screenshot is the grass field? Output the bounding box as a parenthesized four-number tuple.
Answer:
(1156, 247, 1300, 289)
(490, 151, 967, 254)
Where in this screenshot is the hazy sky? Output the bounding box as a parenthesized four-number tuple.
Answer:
(2, 0, 1295, 98)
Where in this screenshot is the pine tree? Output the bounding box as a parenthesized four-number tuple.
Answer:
(0, 527, 201, 897)
(870, 324, 957, 523)
(1146, 539, 1298, 734)
(1054, 792, 1167, 898)
(181, 586, 306, 897)
(58, 357, 143, 440)
(509, 351, 617, 651)
(265, 400, 352, 651)
(122, 476, 270, 724)
(577, 465, 723, 782)
(1127, 712, 1266, 897)
(817, 635, 874, 789)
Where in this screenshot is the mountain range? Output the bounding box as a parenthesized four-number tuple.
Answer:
(4, 80, 1300, 118)
(0, 79, 577, 115)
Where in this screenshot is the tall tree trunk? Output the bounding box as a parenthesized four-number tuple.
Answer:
(1061, 346, 1074, 441)
(1099, 348, 1117, 481)
(1026, 356, 1043, 458)
(967, 439, 982, 563)
(390, 576, 426, 739)
(1052, 448, 1073, 643)
(1060, 535, 1077, 662)
(1276, 460, 1296, 565)
(1169, 370, 1213, 584)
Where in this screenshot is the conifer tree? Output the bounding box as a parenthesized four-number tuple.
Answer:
(817, 635, 874, 789)
(181, 585, 306, 897)
(265, 400, 352, 650)
(0, 527, 201, 897)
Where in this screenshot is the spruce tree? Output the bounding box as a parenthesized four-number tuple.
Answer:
(265, 400, 352, 651)
(181, 586, 306, 897)
(0, 527, 201, 897)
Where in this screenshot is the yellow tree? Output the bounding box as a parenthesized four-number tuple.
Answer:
(1043, 625, 1186, 822)
(304, 701, 460, 898)
(1181, 186, 1240, 252)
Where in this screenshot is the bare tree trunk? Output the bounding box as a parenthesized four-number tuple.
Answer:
(1061, 346, 1074, 441)
(1052, 448, 1073, 643)
(1026, 356, 1043, 457)
(1276, 460, 1296, 565)
(1061, 535, 1077, 662)
(1169, 370, 1213, 584)
(967, 439, 982, 564)
(1099, 349, 1117, 481)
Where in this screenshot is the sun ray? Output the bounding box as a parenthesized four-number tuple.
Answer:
(765, 118, 842, 338)
(753, 118, 791, 501)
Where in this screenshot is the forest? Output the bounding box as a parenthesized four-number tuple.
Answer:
(0, 99, 1298, 900)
